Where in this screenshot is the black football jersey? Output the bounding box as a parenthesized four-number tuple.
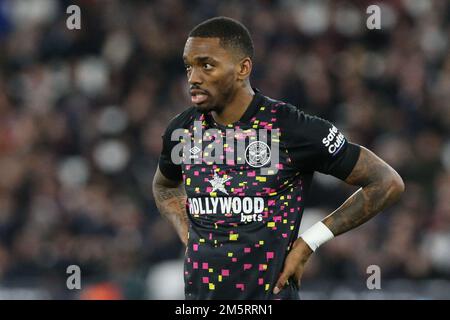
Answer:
(158, 89, 360, 299)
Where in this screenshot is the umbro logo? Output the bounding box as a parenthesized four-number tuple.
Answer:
(189, 146, 201, 159)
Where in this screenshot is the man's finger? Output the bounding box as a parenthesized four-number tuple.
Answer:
(273, 270, 291, 294)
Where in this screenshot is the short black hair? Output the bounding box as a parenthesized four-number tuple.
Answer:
(188, 16, 254, 60)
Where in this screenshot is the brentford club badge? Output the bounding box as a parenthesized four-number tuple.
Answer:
(245, 141, 271, 167)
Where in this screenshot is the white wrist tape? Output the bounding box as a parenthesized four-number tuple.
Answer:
(299, 221, 335, 252)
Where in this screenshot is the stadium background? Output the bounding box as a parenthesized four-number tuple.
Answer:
(0, 0, 449, 299)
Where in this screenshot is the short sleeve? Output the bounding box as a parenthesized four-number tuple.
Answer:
(158, 109, 198, 182)
(158, 126, 183, 182)
(281, 106, 361, 180)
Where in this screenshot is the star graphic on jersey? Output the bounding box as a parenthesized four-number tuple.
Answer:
(208, 172, 232, 195)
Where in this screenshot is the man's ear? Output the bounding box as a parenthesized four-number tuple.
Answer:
(237, 57, 252, 81)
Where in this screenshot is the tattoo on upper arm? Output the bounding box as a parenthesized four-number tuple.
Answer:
(153, 168, 189, 244)
(153, 186, 186, 202)
(154, 186, 187, 215)
(345, 146, 389, 187)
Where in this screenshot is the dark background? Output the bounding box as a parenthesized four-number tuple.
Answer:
(0, 0, 449, 299)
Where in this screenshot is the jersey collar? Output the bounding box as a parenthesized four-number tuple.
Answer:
(204, 88, 263, 128)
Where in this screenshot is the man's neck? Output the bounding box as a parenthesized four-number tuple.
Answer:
(211, 86, 255, 126)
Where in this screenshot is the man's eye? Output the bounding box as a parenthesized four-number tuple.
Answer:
(203, 63, 213, 70)
(185, 65, 192, 72)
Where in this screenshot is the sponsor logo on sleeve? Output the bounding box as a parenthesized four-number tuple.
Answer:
(322, 126, 346, 155)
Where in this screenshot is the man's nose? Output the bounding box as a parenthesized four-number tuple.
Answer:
(188, 68, 202, 85)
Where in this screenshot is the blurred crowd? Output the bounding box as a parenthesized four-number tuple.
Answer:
(0, 0, 449, 299)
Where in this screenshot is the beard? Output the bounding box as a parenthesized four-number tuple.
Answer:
(195, 103, 218, 114)
(195, 84, 235, 115)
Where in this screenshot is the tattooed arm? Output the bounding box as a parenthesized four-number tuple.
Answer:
(323, 146, 405, 236)
(152, 167, 189, 246)
(274, 146, 404, 294)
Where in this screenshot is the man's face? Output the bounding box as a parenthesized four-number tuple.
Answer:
(183, 37, 240, 113)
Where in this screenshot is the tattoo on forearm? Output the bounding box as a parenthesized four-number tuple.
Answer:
(323, 147, 404, 237)
(153, 184, 189, 245)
